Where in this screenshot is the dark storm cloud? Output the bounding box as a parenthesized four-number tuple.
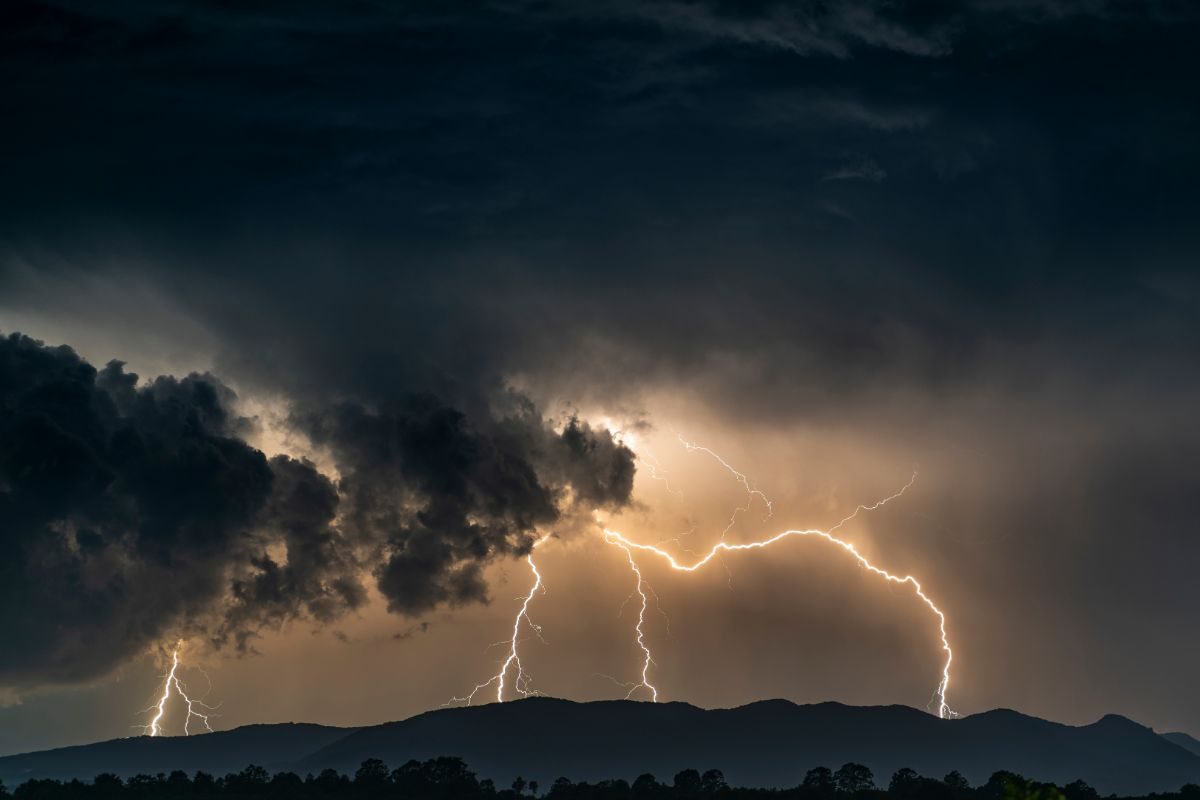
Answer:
(4, 0, 1195, 410)
(0, 333, 634, 687)
(218, 454, 368, 652)
(1, 0, 1199, 732)
(0, 333, 363, 685)
(301, 401, 633, 615)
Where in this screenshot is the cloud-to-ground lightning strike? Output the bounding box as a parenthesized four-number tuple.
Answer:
(602, 524, 955, 718)
(447, 537, 550, 706)
(606, 537, 659, 701)
(605, 436, 953, 717)
(450, 433, 951, 718)
(136, 640, 218, 736)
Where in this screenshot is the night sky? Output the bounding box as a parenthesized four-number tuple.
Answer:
(2, 0, 1199, 754)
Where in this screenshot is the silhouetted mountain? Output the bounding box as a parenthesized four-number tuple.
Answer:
(1164, 732, 1200, 757)
(4, 699, 1199, 796)
(0, 723, 350, 786)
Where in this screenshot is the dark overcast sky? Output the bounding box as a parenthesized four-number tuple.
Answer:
(1, 0, 1199, 753)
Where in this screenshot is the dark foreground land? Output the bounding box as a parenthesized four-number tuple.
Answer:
(4, 700, 1200, 796)
(3, 756, 1200, 800)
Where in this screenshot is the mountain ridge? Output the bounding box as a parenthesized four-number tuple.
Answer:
(2, 699, 1197, 796)
(1164, 732, 1200, 758)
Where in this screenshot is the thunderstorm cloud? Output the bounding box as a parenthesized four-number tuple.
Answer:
(0, 333, 634, 687)
(1, 0, 1199, 747)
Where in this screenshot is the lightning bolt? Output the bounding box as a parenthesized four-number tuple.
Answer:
(641, 447, 684, 497)
(136, 640, 218, 736)
(828, 472, 919, 534)
(603, 525, 955, 717)
(598, 434, 776, 696)
(606, 537, 658, 701)
(447, 536, 550, 706)
(605, 436, 951, 717)
(601, 458, 954, 719)
(449, 432, 953, 719)
(677, 435, 773, 536)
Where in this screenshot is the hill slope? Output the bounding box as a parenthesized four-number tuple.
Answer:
(299, 699, 1200, 795)
(1164, 732, 1200, 758)
(3, 699, 1199, 796)
(0, 723, 350, 785)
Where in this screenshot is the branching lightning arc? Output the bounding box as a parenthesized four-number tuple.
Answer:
(136, 640, 219, 736)
(447, 536, 551, 706)
(603, 441, 954, 718)
(450, 434, 957, 719)
(606, 537, 658, 701)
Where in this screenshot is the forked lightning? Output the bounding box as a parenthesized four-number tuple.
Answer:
(445, 435, 957, 718)
(136, 640, 218, 736)
(446, 536, 550, 705)
(604, 441, 953, 718)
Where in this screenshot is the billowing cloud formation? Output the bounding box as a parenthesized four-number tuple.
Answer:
(0, 333, 634, 689)
(218, 454, 367, 653)
(302, 400, 633, 615)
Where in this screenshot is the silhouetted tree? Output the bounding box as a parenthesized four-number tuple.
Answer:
(9, 757, 1200, 800)
(673, 770, 702, 798)
(596, 779, 632, 798)
(225, 766, 268, 795)
(192, 773, 216, 795)
(92, 775, 123, 800)
(803, 767, 836, 796)
(427, 758, 481, 799)
(267, 771, 301, 800)
(889, 769, 920, 797)
(633, 774, 663, 800)
(355, 760, 388, 786)
(982, 772, 1026, 800)
(984, 773, 1065, 800)
(834, 764, 875, 794)
(1061, 781, 1096, 800)
(313, 768, 348, 795)
(388, 760, 423, 797)
(700, 770, 727, 795)
(14, 779, 63, 800)
(352, 759, 388, 800)
(944, 773, 970, 792)
(125, 776, 156, 793)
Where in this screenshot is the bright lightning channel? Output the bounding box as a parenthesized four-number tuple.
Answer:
(448, 435, 951, 718)
(603, 443, 954, 718)
(447, 536, 550, 706)
(136, 640, 218, 736)
(606, 537, 658, 701)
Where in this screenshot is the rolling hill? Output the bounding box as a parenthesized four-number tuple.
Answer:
(2, 699, 1198, 796)
(1164, 732, 1200, 758)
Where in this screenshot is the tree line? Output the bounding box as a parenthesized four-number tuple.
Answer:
(5, 758, 1199, 800)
